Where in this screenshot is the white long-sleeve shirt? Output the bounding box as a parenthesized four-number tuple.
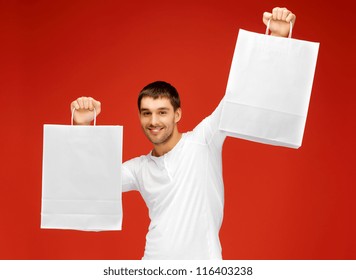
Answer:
(122, 101, 227, 259)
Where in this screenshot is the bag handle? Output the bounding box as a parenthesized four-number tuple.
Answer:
(71, 108, 97, 126)
(265, 19, 293, 38)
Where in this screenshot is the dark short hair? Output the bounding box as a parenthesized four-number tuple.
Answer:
(138, 81, 181, 111)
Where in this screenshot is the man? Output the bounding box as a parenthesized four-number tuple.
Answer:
(71, 8, 296, 259)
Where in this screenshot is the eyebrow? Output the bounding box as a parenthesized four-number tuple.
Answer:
(140, 107, 170, 112)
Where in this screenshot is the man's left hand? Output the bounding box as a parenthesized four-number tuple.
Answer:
(263, 7, 296, 37)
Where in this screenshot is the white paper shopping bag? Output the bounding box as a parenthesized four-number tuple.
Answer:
(219, 22, 319, 148)
(41, 109, 123, 231)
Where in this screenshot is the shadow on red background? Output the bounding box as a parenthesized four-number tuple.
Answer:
(1, 0, 355, 259)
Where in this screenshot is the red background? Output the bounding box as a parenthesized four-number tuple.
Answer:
(1, 0, 355, 260)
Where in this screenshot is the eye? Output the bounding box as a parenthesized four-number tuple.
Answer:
(142, 111, 151, 116)
(159, 111, 167, 115)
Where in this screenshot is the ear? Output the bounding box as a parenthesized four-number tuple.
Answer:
(174, 108, 182, 123)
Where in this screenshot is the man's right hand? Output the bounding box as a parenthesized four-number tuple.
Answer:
(70, 97, 101, 125)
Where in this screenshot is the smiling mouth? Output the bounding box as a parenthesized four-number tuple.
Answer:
(148, 127, 163, 134)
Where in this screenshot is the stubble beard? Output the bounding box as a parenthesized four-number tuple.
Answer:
(145, 126, 174, 146)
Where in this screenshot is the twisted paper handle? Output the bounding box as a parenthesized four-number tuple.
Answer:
(266, 19, 293, 38)
(71, 107, 97, 126)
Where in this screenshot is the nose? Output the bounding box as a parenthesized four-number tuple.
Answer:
(150, 113, 160, 126)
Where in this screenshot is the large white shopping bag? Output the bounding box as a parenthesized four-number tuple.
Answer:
(41, 109, 123, 231)
(219, 21, 319, 148)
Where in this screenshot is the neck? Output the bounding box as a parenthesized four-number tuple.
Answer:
(152, 129, 182, 157)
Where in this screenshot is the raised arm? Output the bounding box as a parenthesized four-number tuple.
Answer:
(70, 97, 102, 125)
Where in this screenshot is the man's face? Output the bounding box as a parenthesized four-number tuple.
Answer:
(139, 96, 181, 146)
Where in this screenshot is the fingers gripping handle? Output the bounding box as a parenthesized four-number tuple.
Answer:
(266, 19, 293, 38)
(71, 107, 97, 126)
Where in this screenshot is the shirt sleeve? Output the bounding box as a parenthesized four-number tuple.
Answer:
(193, 98, 227, 149)
(122, 159, 139, 192)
